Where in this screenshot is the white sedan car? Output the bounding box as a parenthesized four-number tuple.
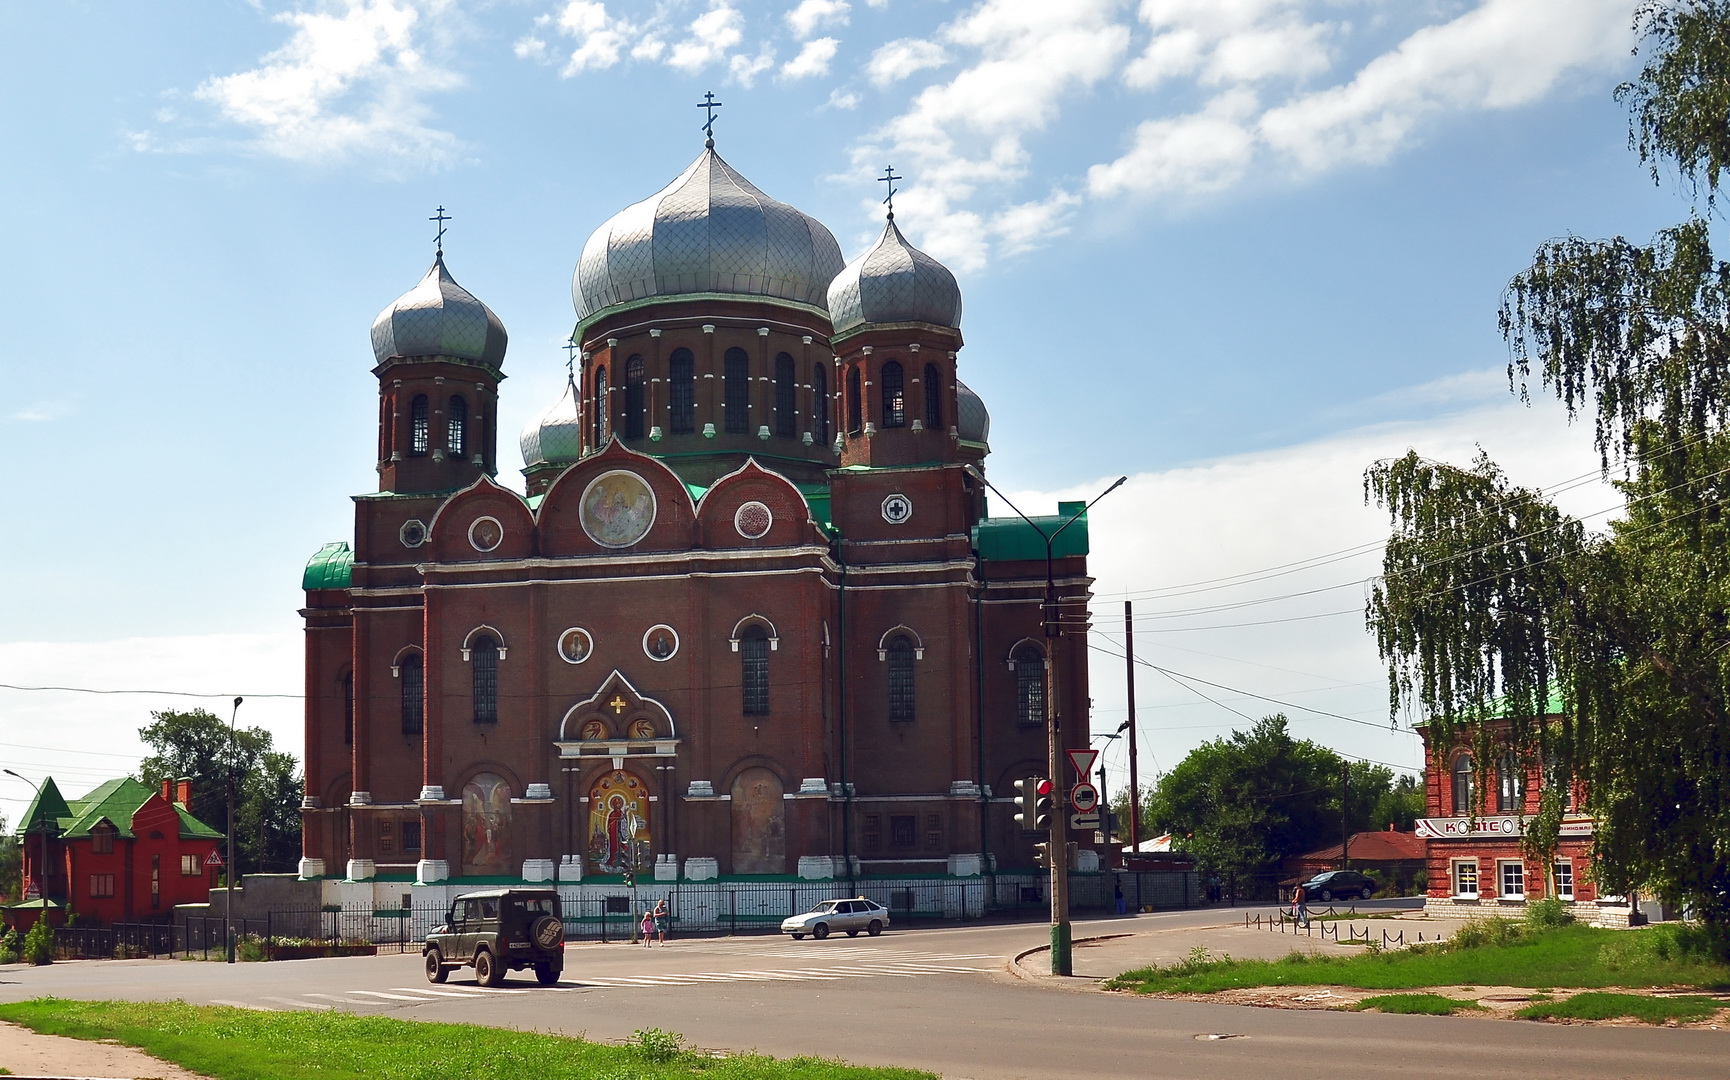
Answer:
(781, 898, 891, 940)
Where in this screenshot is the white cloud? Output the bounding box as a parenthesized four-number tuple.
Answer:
(730, 44, 778, 85)
(1124, 0, 1338, 89)
(826, 88, 862, 110)
(669, 3, 746, 73)
(9, 401, 72, 422)
(188, 0, 465, 170)
(866, 37, 948, 86)
(782, 36, 839, 80)
(531, 0, 636, 75)
(1087, 89, 1259, 199)
(786, 0, 849, 40)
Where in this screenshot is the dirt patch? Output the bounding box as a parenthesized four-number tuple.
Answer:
(0, 1019, 215, 1079)
(1131, 984, 1730, 1028)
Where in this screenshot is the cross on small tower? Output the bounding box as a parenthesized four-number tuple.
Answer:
(430, 205, 451, 256)
(696, 91, 724, 147)
(878, 166, 903, 221)
(564, 340, 580, 382)
(608, 695, 629, 715)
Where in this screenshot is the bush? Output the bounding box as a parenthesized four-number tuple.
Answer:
(21, 919, 53, 966)
(1526, 899, 1576, 931)
(629, 1028, 688, 1063)
(235, 934, 268, 963)
(1450, 916, 1525, 951)
(0, 927, 18, 964)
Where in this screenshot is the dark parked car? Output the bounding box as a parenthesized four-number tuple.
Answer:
(424, 888, 565, 986)
(1302, 870, 1376, 902)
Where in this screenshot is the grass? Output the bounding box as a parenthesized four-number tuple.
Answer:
(1106, 922, 1730, 996)
(1515, 992, 1727, 1025)
(1352, 993, 1488, 1016)
(0, 999, 935, 1080)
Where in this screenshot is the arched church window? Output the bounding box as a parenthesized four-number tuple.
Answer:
(774, 352, 796, 438)
(342, 670, 354, 744)
(881, 361, 906, 429)
(724, 347, 750, 434)
(593, 366, 609, 445)
(1451, 752, 1474, 814)
(741, 625, 770, 716)
(847, 366, 862, 436)
(471, 635, 499, 724)
(813, 363, 830, 445)
(447, 395, 468, 458)
(400, 653, 423, 736)
(924, 363, 942, 429)
(887, 634, 915, 722)
(669, 348, 695, 434)
(625, 354, 646, 439)
(409, 396, 430, 457)
(1014, 645, 1045, 728)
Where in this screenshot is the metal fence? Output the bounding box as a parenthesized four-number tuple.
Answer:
(1244, 909, 1450, 948)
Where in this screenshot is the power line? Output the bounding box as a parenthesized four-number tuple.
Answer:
(0, 683, 301, 699)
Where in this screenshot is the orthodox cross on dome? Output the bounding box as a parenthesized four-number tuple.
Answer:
(878, 165, 903, 221)
(696, 91, 724, 147)
(429, 205, 451, 257)
(608, 694, 630, 715)
(564, 339, 579, 383)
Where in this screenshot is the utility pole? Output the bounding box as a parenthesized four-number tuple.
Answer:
(1124, 600, 1140, 851)
(3, 770, 50, 911)
(226, 696, 243, 964)
(1340, 759, 1350, 872)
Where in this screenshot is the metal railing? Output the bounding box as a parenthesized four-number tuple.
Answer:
(1244, 909, 1448, 948)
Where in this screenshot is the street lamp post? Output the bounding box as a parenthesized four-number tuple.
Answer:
(3, 769, 50, 912)
(966, 467, 1126, 976)
(226, 696, 243, 964)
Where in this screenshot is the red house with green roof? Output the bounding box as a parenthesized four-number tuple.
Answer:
(5, 776, 222, 931)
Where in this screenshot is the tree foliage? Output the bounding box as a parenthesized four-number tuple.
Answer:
(0, 811, 18, 903)
(1368, 1, 1730, 950)
(137, 709, 302, 877)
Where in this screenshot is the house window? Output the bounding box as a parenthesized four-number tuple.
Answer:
(90, 874, 116, 898)
(151, 854, 161, 908)
(887, 634, 915, 722)
(724, 347, 750, 433)
(592, 366, 609, 445)
(91, 822, 115, 854)
(400, 652, 424, 736)
(1545, 753, 1575, 811)
(181, 854, 200, 876)
(1499, 860, 1525, 900)
(862, 814, 881, 851)
(889, 814, 916, 848)
(1496, 753, 1524, 812)
(881, 360, 905, 429)
(1014, 646, 1045, 728)
(447, 395, 467, 458)
(625, 354, 646, 439)
(1452, 859, 1478, 899)
(774, 353, 796, 437)
(471, 635, 499, 723)
(1553, 859, 1574, 900)
(403, 820, 422, 854)
(741, 626, 770, 716)
(812, 363, 830, 445)
(1450, 753, 1473, 814)
(847, 366, 862, 435)
(409, 395, 430, 456)
(342, 671, 354, 745)
(669, 348, 695, 434)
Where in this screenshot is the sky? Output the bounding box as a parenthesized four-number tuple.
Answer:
(0, 0, 1690, 825)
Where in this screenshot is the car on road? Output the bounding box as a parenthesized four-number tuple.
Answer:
(1301, 870, 1376, 902)
(424, 888, 565, 986)
(781, 898, 890, 940)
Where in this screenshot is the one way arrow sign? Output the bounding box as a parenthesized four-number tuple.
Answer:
(1066, 748, 1098, 780)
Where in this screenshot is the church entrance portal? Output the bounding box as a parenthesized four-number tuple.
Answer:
(730, 767, 786, 875)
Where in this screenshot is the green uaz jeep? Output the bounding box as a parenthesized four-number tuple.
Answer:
(424, 888, 565, 987)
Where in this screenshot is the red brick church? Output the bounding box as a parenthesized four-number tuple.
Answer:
(298, 130, 1097, 888)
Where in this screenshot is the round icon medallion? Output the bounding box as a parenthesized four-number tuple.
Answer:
(735, 501, 773, 539)
(468, 516, 504, 552)
(881, 493, 913, 524)
(580, 470, 657, 548)
(643, 624, 679, 662)
(557, 627, 593, 665)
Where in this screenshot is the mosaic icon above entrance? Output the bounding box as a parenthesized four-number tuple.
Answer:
(580, 469, 656, 548)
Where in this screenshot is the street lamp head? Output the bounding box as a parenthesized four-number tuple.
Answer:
(233, 696, 244, 709)
(962, 464, 985, 483)
(1107, 474, 1128, 494)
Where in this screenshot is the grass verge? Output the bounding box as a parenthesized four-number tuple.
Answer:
(1106, 923, 1730, 996)
(1352, 993, 1487, 1016)
(1515, 992, 1726, 1025)
(0, 999, 935, 1080)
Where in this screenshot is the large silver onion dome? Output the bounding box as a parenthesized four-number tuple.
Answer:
(573, 147, 845, 322)
(957, 379, 989, 445)
(827, 219, 962, 335)
(371, 255, 508, 368)
(520, 378, 583, 467)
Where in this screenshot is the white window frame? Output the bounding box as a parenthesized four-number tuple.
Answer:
(1452, 858, 1479, 899)
(1553, 859, 1574, 901)
(1498, 859, 1526, 901)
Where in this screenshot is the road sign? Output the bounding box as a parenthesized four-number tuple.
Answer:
(205, 849, 223, 868)
(1066, 748, 1098, 779)
(1069, 782, 1099, 813)
(1070, 811, 1100, 831)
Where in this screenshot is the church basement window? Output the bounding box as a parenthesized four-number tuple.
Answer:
(887, 635, 915, 721)
(670, 349, 695, 433)
(724, 347, 750, 434)
(471, 635, 500, 724)
(890, 815, 916, 848)
(881, 361, 905, 429)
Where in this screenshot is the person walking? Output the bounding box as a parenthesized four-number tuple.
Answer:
(1292, 882, 1311, 929)
(639, 908, 654, 946)
(651, 898, 669, 945)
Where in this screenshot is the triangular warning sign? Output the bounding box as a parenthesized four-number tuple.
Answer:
(1066, 748, 1098, 780)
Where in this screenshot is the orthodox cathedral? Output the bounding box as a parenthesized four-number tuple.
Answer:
(298, 126, 1097, 888)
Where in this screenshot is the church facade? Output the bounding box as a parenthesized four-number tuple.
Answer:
(298, 135, 1097, 888)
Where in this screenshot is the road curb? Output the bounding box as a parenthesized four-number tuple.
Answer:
(1008, 934, 1132, 989)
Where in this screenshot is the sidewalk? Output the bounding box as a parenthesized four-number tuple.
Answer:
(0, 1019, 212, 1079)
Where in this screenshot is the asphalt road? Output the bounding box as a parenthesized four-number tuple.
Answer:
(2, 905, 1724, 1079)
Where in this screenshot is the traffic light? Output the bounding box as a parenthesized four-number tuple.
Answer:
(1033, 778, 1054, 830)
(1013, 777, 1046, 831)
(1032, 841, 1050, 868)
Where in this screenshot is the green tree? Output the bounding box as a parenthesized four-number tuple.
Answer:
(0, 811, 18, 902)
(1367, 1, 1730, 954)
(1369, 774, 1426, 833)
(137, 709, 303, 876)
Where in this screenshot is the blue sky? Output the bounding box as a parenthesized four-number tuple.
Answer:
(0, 1, 1683, 822)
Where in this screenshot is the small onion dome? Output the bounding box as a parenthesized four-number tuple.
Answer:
(573, 147, 845, 322)
(826, 219, 962, 336)
(520, 378, 583, 467)
(371, 255, 508, 368)
(957, 379, 990, 445)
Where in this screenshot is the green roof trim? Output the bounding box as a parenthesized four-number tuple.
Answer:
(16, 777, 70, 838)
(303, 541, 353, 591)
(972, 501, 1090, 562)
(525, 492, 545, 511)
(173, 803, 223, 840)
(684, 482, 710, 502)
(60, 778, 146, 839)
(3, 897, 65, 910)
